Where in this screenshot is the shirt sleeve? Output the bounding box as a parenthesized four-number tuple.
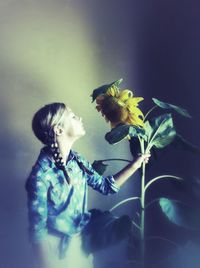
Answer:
(25, 169, 48, 243)
(76, 153, 120, 195)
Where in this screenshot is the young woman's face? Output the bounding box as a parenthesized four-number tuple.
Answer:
(60, 108, 86, 139)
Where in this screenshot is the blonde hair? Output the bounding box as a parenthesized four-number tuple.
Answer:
(32, 102, 73, 184)
(32, 103, 66, 145)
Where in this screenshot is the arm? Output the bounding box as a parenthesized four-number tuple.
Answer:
(76, 153, 120, 195)
(26, 174, 53, 268)
(113, 153, 150, 187)
(77, 152, 150, 195)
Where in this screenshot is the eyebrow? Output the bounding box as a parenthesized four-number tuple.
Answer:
(67, 110, 75, 117)
(66, 107, 72, 114)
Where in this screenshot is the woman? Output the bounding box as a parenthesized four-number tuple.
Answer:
(25, 102, 150, 268)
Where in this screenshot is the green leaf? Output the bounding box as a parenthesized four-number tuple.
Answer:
(105, 124, 145, 145)
(105, 125, 129, 144)
(129, 126, 146, 139)
(91, 78, 123, 102)
(92, 160, 108, 175)
(152, 98, 191, 118)
(171, 134, 200, 156)
(145, 113, 176, 149)
(82, 214, 132, 254)
(159, 198, 200, 230)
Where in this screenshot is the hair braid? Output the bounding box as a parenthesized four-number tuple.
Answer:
(47, 131, 71, 185)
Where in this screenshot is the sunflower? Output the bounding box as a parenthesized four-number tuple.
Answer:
(95, 82, 144, 128)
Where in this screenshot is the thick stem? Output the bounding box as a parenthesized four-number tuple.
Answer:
(138, 136, 146, 267)
(140, 161, 146, 267)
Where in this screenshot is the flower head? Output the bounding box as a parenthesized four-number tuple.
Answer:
(94, 79, 144, 128)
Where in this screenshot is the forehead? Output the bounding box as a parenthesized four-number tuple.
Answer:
(62, 107, 76, 120)
(65, 106, 73, 115)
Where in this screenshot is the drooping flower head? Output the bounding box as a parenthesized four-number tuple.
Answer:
(92, 79, 144, 128)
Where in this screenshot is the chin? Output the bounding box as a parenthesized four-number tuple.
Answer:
(81, 125, 86, 135)
(74, 125, 86, 138)
(81, 129, 86, 136)
(77, 129, 86, 138)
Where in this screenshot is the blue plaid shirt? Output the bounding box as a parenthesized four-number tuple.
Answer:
(26, 146, 120, 243)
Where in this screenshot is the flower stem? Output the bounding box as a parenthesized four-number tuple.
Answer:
(97, 158, 132, 163)
(109, 197, 140, 212)
(144, 175, 183, 193)
(144, 105, 157, 121)
(132, 220, 141, 230)
(138, 136, 146, 267)
(140, 161, 146, 267)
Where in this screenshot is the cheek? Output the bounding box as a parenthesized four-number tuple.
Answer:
(63, 118, 84, 137)
(73, 122, 85, 136)
(64, 122, 79, 136)
(63, 122, 70, 133)
(62, 120, 73, 135)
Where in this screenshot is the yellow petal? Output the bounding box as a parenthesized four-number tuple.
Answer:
(116, 99, 126, 107)
(118, 89, 133, 102)
(128, 107, 144, 118)
(128, 112, 143, 122)
(126, 97, 144, 107)
(127, 106, 144, 118)
(126, 116, 144, 127)
(106, 85, 119, 97)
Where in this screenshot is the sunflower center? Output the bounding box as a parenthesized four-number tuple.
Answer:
(101, 96, 128, 123)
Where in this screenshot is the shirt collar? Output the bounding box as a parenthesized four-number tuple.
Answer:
(37, 146, 76, 170)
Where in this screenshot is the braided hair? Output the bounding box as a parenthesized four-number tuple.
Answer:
(32, 103, 71, 184)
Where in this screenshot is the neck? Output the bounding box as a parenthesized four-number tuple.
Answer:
(57, 137, 75, 164)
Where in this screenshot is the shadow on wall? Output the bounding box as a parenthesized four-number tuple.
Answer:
(0, 59, 49, 268)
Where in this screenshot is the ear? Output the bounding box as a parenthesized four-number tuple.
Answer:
(53, 125, 64, 136)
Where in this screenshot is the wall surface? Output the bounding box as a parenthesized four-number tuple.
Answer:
(0, 1, 200, 267)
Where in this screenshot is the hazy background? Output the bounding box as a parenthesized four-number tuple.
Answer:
(0, 0, 200, 267)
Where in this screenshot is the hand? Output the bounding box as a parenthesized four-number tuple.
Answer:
(132, 152, 151, 170)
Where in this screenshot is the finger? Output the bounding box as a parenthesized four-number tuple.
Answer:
(137, 152, 151, 158)
(142, 155, 150, 160)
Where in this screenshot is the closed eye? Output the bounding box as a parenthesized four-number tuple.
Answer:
(71, 113, 77, 119)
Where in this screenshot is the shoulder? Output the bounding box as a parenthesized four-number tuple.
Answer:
(71, 150, 96, 176)
(25, 164, 47, 191)
(25, 148, 53, 190)
(71, 150, 89, 165)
